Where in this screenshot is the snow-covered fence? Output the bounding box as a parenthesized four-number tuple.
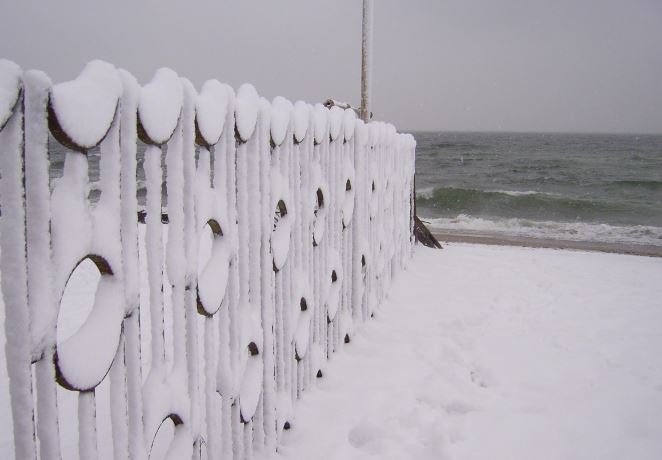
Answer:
(0, 60, 415, 459)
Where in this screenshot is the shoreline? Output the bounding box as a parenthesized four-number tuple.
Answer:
(432, 231, 662, 258)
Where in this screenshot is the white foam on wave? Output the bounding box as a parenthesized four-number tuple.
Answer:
(415, 186, 562, 199)
(415, 187, 435, 199)
(425, 214, 662, 247)
(484, 189, 560, 197)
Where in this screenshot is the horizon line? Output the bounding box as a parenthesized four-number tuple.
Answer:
(399, 128, 662, 136)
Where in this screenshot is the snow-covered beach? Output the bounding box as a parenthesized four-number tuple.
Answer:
(2, 242, 661, 459)
(260, 243, 662, 460)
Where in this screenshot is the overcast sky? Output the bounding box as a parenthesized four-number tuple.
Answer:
(1, 0, 661, 133)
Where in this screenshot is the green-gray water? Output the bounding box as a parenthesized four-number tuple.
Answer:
(415, 132, 662, 246)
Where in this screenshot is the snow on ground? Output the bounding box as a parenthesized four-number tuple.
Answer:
(1, 243, 662, 459)
(262, 244, 662, 460)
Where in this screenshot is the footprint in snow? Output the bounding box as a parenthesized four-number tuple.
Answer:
(347, 420, 387, 450)
(470, 365, 499, 389)
(442, 399, 478, 415)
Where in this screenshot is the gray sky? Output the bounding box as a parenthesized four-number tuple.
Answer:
(1, 0, 661, 133)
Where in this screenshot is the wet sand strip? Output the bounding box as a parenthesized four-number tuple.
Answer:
(433, 232, 662, 258)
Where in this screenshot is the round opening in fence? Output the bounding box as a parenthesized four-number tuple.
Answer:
(149, 414, 184, 460)
(198, 219, 223, 269)
(239, 340, 264, 423)
(342, 177, 355, 229)
(272, 197, 292, 271)
(315, 189, 324, 216)
(197, 219, 230, 316)
(326, 252, 343, 322)
(55, 254, 124, 392)
(273, 199, 288, 231)
(56, 257, 103, 346)
(312, 188, 326, 246)
(248, 342, 259, 356)
(295, 292, 312, 361)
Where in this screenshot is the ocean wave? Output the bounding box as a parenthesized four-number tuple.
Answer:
(416, 187, 436, 199)
(603, 180, 662, 190)
(484, 189, 559, 197)
(424, 214, 662, 247)
(417, 187, 556, 199)
(416, 186, 662, 227)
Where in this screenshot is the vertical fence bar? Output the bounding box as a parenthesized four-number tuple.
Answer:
(23, 69, 63, 460)
(0, 62, 37, 460)
(117, 69, 146, 460)
(219, 85, 237, 459)
(259, 98, 275, 452)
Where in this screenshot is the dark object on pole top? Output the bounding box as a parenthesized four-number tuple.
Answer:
(323, 99, 371, 120)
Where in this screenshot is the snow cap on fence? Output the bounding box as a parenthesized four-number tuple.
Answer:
(271, 96, 293, 146)
(368, 120, 381, 145)
(196, 79, 231, 146)
(49, 60, 121, 150)
(313, 103, 329, 144)
(0, 59, 22, 130)
(328, 105, 343, 141)
(343, 108, 356, 141)
(293, 100, 310, 143)
(235, 83, 259, 141)
(355, 119, 368, 147)
(403, 132, 416, 149)
(138, 67, 183, 145)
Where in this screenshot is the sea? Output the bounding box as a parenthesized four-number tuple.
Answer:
(20, 132, 662, 250)
(414, 132, 662, 248)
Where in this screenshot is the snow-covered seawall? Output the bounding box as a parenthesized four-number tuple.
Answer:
(0, 60, 416, 459)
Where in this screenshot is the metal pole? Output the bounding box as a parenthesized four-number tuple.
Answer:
(360, 0, 373, 122)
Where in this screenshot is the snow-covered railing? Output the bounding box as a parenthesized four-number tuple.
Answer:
(0, 60, 415, 459)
